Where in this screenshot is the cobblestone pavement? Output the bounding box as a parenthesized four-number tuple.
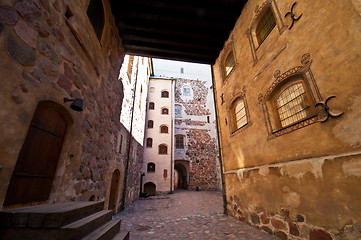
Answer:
(114, 190, 276, 240)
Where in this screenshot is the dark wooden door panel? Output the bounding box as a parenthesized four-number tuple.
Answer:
(4, 103, 68, 206)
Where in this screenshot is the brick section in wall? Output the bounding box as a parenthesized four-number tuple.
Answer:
(186, 129, 218, 190)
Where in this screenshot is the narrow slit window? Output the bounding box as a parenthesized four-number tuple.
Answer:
(87, 0, 104, 42)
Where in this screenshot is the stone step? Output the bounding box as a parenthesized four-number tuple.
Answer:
(80, 219, 121, 240)
(59, 210, 114, 240)
(112, 231, 130, 240)
(0, 201, 104, 228)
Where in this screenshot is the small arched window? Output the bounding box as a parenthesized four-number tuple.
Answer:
(175, 135, 184, 149)
(160, 125, 168, 133)
(147, 120, 154, 128)
(161, 90, 169, 98)
(147, 162, 155, 172)
(161, 108, 169, 115)
(158, 144, 168, 154)
(256, 7, 276, 45)
(224, 50, 235, 77)
(149, 102, 155, 110)
(146, 138, 153, 147)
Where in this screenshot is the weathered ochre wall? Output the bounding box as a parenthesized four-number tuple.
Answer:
(213, 0, 361, 239)
(0, 0, 126, 211)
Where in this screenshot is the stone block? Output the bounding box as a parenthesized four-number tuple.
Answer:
(251, 213, 260, 225)
(38, 58, 58, 77)
(309, 228, 332, 240)
(274, 231, 288, 240)
(6, 33, 36, 66)
(30, 66, 51, 83)
(288, 221, 299, 236)
(22, 72, 40, 87)
(38, 39, 61, 64)
(57, 73, 72, 93)
(0, 5, 18, 25)
(271, 217, 286, 230)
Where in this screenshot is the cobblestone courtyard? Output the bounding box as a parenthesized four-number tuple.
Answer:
(114, 190, 276, 240)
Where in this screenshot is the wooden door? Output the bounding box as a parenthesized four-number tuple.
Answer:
(4, 103, 67, 206)
(108, 170, 120, 211)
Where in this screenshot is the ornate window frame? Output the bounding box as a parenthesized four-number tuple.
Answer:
(247, 0, 287, 64)
(227, 87, 252, 136)
(259, 53, 323, 140)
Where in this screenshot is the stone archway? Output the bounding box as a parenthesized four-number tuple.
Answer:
(144, 182, 156, 196)
(174, 161, 189, 189)
(108, 169, 120, 213)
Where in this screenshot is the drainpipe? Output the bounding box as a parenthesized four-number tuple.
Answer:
(210, 67, 227, 214)
(169, 79, 175, 193)
(121, 57, 139, 210)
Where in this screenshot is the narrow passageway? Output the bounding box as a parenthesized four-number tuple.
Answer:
(114, 190, 275, 240)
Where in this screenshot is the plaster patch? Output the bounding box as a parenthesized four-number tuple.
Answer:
(332, 96, 361, 147)
(258, 166, 269, 176)
(282, 191, 301, 208)
(342, 158, 361, 177)
(350, 0, 361, 15)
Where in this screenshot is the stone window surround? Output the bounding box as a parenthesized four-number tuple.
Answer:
(247, 0, 287, 64)
(258, 53, 323, 140)
(227, 87, 252, 137)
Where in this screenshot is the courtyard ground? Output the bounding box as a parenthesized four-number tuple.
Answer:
(114, 190, 276, 240)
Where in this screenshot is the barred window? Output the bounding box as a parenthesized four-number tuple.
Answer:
(276, 82, 312, 128)
(234, 100, 247, 129)
(256, 8, 276, 45)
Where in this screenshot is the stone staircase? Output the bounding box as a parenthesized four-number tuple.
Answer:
(0, 201, 129, 240)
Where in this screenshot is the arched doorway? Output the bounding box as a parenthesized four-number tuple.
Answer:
(4, 101, 70, 206)
(144, 182, 156, 196)
(108, 169, 120, 213)
(174, 162, 188, 189)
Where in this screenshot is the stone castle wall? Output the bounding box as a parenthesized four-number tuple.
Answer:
(213, 0, 361, 239)
(0, 0, 127, 211)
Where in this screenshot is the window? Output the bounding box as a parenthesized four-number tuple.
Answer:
(256, 8, 276, 45)
(180, 67, 184, 74)
(224, 50, 235, 77)
(158, 144, 167, 154)
(127, 56, 134, 80)
(147, 163, 155, 172)
(119, 134, 123, 153)
(149, 102, 155, 110)
(275, 82, 313, 128)
(234, 99, 247, 130)
(175, 135, 184, 149)
(161, 90, 169, 98)
(147, 120, 154, 128)
(87, 0, 104, 42)
(207, 116, 210, 123)
(160, 125, 168, 133)
(161, 108, 169, 115)
(175, 105, 181, 118)
(183, 87, 190, 96)
(146, 138, 153, 147)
